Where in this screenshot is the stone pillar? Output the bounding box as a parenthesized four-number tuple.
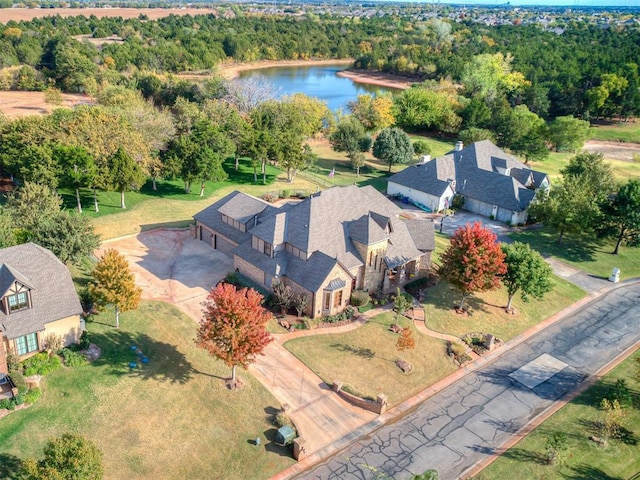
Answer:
(376, 393, 388, 414)
(293, 437, 307, 460)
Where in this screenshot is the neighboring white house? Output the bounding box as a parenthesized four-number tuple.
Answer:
(387, 140, 550, 224)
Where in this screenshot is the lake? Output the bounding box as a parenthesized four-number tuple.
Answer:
(237, 64, 395, 112)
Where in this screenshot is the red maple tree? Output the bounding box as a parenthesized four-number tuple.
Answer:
(196, 283, 273, 385)
(439, 221, 507, 310)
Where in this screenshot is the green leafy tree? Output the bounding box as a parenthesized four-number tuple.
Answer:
(329, 116, 371, 176)
(544, 432, 568, 465)
(560, 152, 616, 203)
(196, 283, 273, 386)
(599, 179, 640, 255)
(392, 87, 460, 133)
(5, 182, 62, 234)
(348, 93, 395, 132)
(89, 248, 142, 329)
(372, 127, 413, 173)
(55, 144, 96, 214)
(500, 242, 553, 312)
(393, 288, 412, 327)
(108, 147, 146, 209)
(528, 178, 601, 245)
(548, 116, 591, 152)
(458, 128, 496, 145)
(21, 433, 103, 480)
(32, 212, 100, 265)
(0, 207, 17, 249)
(439, 222, 506, 310)
(412, 140, 431, 157)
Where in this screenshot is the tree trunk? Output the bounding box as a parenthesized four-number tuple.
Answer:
(115, 305, 120, 329)
(235, 155, 239, 170)
(152, 176, 157, 191)
(75, 187, 82, 214)
(253, 167, 258, 183)
(263, 169, 266, 185)
(261, 159, 265, 174)
(388, 162, 392, 173)
(231, 364, 236, 383)
(356, 165, 360, 177)
(120, 190, 126, 209)
(506, 293, 515, 312)
(459, 293, 467, 310)
(93, 187, 99, 213)
(613, 228, 625, 255)
(199, 181, 205, 197)
(557, 228, 565, 245)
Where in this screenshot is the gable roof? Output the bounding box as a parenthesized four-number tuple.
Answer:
(388, 140, 548, 213)
(0, 243, 82, 340)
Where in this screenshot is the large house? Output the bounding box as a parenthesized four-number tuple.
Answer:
(387, 140, 549, 225)
(0, 243, 83, 380)
(194, 185, 435, 318)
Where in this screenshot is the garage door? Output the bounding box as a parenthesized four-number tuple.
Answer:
(213, 234, 235, 255)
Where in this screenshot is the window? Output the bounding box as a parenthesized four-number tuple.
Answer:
(15, 333, 38, 356)
(263, 242, 272, 257)
(7, 292, 28, 312)
(334, 290, 343, 308)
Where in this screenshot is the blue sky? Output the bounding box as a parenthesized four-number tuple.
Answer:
(439, 0, 639, 6)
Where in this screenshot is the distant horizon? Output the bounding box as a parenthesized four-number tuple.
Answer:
(391, 0, 640, 7)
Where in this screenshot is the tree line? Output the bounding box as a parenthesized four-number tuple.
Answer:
(0, 13, 639, 120)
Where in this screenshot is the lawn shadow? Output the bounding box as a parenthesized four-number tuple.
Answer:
(469, 444, 546, 465)
(566, 378, 640, 411)
(330, 343, 375, 359)
(565, 464, 622, 480)
(0, 453, 23, 479)
(89, 329, 194, 384)
(578, 419, 637, 446)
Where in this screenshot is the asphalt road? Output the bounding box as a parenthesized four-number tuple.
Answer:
(299, 283, 640, 480)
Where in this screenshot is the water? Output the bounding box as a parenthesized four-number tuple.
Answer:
(236, 64, 395, 112)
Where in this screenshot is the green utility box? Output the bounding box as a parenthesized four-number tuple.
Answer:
(275, 426, 296, 446)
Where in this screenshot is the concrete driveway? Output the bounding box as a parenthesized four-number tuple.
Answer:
(98, 229, 233, 321)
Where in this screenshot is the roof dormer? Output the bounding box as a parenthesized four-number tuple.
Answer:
(0, 264, 33, 315)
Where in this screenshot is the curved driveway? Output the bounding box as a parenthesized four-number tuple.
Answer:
(299, 283, 640, 480)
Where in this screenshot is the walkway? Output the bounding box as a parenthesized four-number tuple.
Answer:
(296, 281, 640, 480)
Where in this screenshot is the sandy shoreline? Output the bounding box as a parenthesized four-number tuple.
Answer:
(337, 69, 417, 90)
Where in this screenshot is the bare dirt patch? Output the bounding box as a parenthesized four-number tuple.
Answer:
(0, 7, 218, 22)
(583, 140, 640, 162)
(0, 91, 90, 118)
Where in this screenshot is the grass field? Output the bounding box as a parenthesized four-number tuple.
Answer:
(590, 122, 640, 144)
(529, 151, 640, 182)
(510, 227, 640, 281)
(0, 302, 294, 480)
(284, 312, 457, 406)
(423, 275, 585, 342)
(473, 349, 640, 480)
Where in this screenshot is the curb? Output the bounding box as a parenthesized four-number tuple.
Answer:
(271, 278, 640, 480)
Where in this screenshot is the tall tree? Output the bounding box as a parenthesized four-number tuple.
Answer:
(500, 242, 553, 312)
(560, 152, 616, 203)
(439, 222, 507, 310)
(21, 433, 103, 480)
(329, 116, 371, 176)
(32, 212, 100, 265)
(372, 127, 413, 173)
(89, 249, 142, 329)
(548, 116, 591, 152)
(5, 182, 62, 234)
(196, 283, 273, 386)
(55, 144, 96, 214)
(108, 147, 146, 209)
(348, 93, 395, 132)
(599, 179, 640, 255)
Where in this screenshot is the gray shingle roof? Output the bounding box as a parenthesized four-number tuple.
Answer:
(404, 219, 436, 252)
(217, 192, 271, 224)
(349, 214, 389, 245)
(0, 243, 82, 340)
(389, 141, 548, 213)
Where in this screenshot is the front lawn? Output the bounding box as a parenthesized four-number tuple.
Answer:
(510, 226, 640, 281)
(424, 275, 585, 342)
(473, 349, 640, 480)
(284, 313, 457, 406)
(0, 302, 295, 480)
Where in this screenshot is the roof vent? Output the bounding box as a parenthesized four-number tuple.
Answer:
(454, 141, 464, 152)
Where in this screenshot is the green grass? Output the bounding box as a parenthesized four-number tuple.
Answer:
(590, 122, 640, 144)
(0, 302, 295, 480)
(424, 275, 585, 342)
(473, 350, 640, 480)
(284, 312, 457, 406)
(510, 226, 640, 281)
(529, 151, 640, 182)
(59, 157, 283, 219)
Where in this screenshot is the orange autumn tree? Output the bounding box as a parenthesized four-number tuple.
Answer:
(196, 283, 273, 385)
(439, 222, 507, 311)
(396, 327, 416, 352)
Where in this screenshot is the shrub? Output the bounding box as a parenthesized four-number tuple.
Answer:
(224, 272, 270, 300)
(413, 140, 431, 156)
(344, 306, 357, 319)
(78, 331, 91, 350)
(261, 192, 279, 203)
(23, 352, 62, 377)
(358, 304, 374, 313)
(61, 348, 88, 368)
(14, 394, 25, 406)
(0, 398, 13, 410)
(6, 353, 20, 373)
(273, 411, 296, 432)
(350, 290, 370, 307)
(449, 342, 467, 357)
(281, 189, 290, 199)
(43, 333, 64, 354)
(24, 387, 42, 405)
(9, 370, 27, 395)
